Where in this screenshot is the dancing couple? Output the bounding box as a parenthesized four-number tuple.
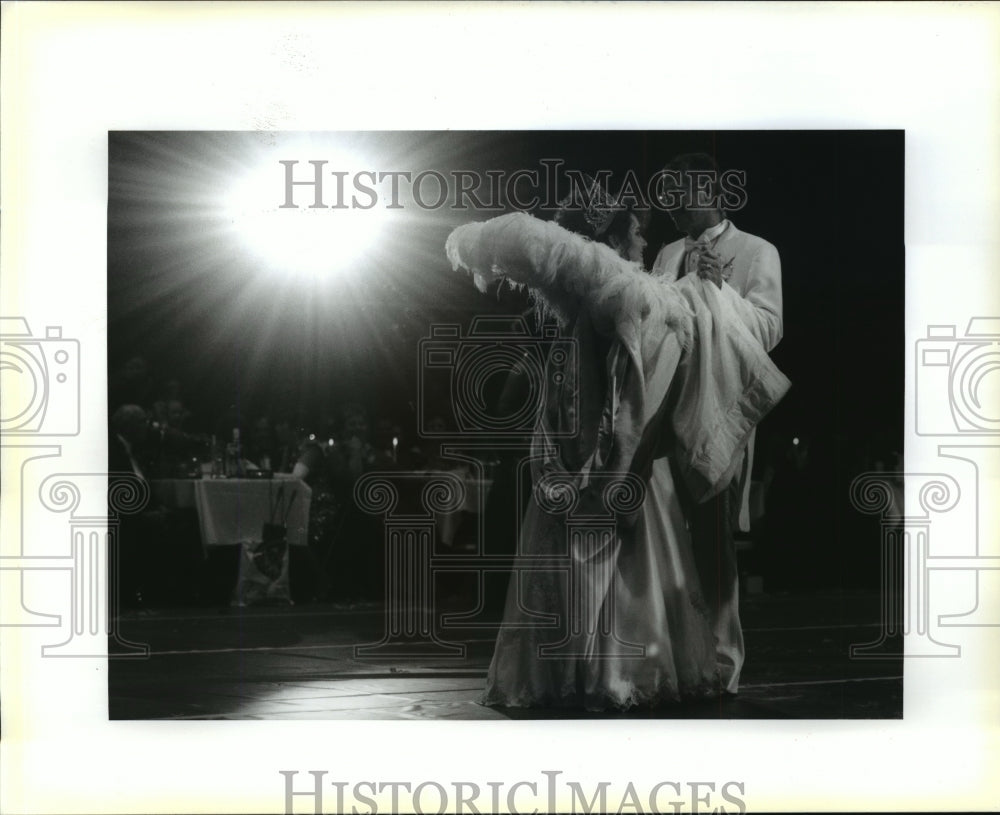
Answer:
(445, 152, 787, 711)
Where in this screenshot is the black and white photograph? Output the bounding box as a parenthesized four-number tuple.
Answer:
(3, 3, 998, 814)
(107, 130, 904, 721)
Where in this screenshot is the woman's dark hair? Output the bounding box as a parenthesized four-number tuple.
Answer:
(605, 206, 650, 250)
(553, 174, 649, 251)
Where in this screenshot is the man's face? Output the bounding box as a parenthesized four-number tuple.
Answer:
(252, 419, 271, 446)
(344, 413, 368, 440)
(124, 410, 149, 444)
(123, 356, 148, 379)
(659, 177, 693, 233)
(166, 400, 185, 426)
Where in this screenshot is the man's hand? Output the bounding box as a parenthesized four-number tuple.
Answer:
(696, 247, 727, 289)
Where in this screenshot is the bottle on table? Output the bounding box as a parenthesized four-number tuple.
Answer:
(210, 435, 225, 478)
(225, 427, 243, 478)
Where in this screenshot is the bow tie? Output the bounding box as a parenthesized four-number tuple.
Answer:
(684, 235, 715, 251)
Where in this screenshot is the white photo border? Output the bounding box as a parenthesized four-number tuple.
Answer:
(2, 2, 999, 813)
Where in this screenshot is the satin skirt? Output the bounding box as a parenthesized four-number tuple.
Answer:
(482, 457, 721, 710)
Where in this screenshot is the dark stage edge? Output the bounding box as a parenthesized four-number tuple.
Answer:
(109, 591, 902, 720)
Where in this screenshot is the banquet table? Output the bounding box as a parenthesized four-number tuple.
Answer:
(150, 476, 312, 548)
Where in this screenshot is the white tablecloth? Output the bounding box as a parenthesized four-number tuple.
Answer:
(152, 477, 312, 547)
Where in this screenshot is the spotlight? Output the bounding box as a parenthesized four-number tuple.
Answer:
(223, 147, 386, 279)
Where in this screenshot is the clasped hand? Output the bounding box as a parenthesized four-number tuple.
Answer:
(695, 247, 732, 289)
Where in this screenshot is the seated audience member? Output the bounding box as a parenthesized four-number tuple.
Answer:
(161, 377, 185, 405)
(109, 404, 201, 608)
(110, 355, 154, 411)
(284, 428, 339, 602)
(245, 415, 277, 471)
(150, 398, 207, 477)
(411, 414, 481, 551)
(272, 416, 303, 474)
(212, 404, 246, 456)
(326, 403, 382, 603)
(328, 403, 376, 486)
(165, 398, 191, 430)
(110, 405, 167, 608)
(291, 433, 327, 483)
(411, 414, 459, 472)
(370, 415, 405, 469)
(110, 404, 153, 480)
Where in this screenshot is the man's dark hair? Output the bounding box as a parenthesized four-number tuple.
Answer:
(663, 151, 719, 175)
(662, 151, 722, 203)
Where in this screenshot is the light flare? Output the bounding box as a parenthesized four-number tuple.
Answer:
(223, 150, 387, 279)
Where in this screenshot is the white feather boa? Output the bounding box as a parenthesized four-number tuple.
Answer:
(445, 212, 694, 350)
(445, 212, 790, 504)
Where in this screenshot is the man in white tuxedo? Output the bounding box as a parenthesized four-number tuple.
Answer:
(652, 152, 783, 695)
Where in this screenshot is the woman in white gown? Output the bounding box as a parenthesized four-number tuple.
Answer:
(445, 183, 789, 710)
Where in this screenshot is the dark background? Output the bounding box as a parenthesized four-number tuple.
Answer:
(108, 130, 903, 592)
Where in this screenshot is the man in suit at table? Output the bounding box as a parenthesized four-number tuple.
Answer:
(651, 152, 784, 695)
(110, 404, 200, 607)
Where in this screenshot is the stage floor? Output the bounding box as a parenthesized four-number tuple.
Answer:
(109, 589, 902, 720)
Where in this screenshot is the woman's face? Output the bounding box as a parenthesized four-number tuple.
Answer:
(617, 214, 647, 263)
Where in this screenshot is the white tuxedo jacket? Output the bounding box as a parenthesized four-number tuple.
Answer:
(651, 221, 782, 351)
(652, 221, 784, 529)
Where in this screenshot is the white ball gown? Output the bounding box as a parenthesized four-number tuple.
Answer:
(445, 213, 789, 710)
